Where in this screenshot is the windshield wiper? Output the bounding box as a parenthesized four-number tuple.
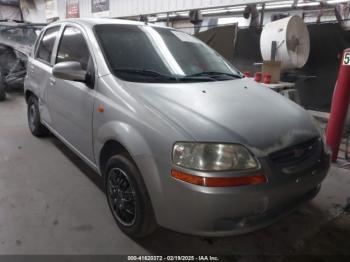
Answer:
(188, 71, 243, 79)
(113, 68, 217, 82)
(113, 68, 178, 81)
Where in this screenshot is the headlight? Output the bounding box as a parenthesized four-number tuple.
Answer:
(173, 142, 258, 171)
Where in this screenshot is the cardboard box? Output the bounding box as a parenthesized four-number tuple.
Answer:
(262, 61, 281, 84)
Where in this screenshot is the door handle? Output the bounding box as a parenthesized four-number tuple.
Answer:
(49, 77, 56, 86)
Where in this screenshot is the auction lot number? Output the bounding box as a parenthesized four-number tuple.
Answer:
(344, 52, 350, 65)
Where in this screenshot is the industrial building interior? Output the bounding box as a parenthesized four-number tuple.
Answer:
(0, 0, 350, 261)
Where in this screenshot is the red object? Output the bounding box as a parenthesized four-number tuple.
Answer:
(254, 72, 262, 82)
(326, 48, 350, 162)
(97, 105, 105, 113)
(66, 0, 80, 18)
(263, 73, 271, 84)
(244, 71, 251, 77)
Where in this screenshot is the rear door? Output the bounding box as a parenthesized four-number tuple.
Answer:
(47, 24, 96, 163)
(28, 25, 61, 125)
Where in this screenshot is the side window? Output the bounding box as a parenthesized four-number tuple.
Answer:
(56, 26, 91, 70)
(36, 26, 60, 64)
(33, 30, 44, 56)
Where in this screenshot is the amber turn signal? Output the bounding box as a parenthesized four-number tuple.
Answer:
(171, 169, 267, 187)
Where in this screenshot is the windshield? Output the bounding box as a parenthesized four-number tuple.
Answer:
(94, 24, 242, 83)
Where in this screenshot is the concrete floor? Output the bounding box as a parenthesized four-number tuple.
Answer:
(0, 93, 350, 258)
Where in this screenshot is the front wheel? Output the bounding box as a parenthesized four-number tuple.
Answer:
(27, 96, 49, 137)
(105, 154, 157, 238)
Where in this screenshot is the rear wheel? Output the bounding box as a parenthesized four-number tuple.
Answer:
(0, 71, 6, 101)
(105, 154, 157, 238)
(27, 96, 49, 137)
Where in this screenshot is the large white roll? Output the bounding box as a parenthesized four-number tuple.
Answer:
(260, 15, 310, 70)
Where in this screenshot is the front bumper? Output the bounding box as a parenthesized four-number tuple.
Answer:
(154, 149, 330, 237)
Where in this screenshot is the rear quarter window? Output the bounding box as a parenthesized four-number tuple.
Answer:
(35, 26, 60, 65)
(33, 30, 44, 56)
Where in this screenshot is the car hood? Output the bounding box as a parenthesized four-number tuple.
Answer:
(123, 78, 319, 157)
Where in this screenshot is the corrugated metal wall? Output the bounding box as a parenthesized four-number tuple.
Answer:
(21, 0, 280, 22)
(76, 0, 277, 18)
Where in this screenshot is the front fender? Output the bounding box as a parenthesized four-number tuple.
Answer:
(94, 120, 153, 160)
(93, 121, 164, 218)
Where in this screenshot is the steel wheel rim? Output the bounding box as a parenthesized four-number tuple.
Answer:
(107, 168, 137, 226)
(29, 104, 36, 131)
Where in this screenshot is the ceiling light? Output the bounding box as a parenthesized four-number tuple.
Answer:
(265, 4, 292, 9)
(298, 2, 321, 7)
(327, 0, 349, 4)
(266, 1, 295, 5)
(177, 11, 189, 16)
(147, 16, 158, 22)
(156, 13, 177, 19)
(227, 7, 245, 12)
(202, 9, 230, 15)
(227, 5, 245, 11)
(156, 14, 167, 18)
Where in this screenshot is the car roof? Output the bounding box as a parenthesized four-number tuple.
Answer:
(50, 18, 170, 30)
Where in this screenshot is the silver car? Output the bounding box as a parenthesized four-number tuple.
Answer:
(24, 18, 330, 238)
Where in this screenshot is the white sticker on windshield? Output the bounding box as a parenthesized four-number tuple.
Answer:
(171, 30, 201, 43)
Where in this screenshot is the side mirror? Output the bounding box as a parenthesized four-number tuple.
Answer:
(52, 61, 86, 82)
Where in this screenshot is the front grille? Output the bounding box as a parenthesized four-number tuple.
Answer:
(269, 138, 321, 166)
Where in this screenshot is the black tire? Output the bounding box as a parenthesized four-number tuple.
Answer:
(0, 71, 6, 101)
(27, 96, 49, 137)
(105, 154, 157, 238)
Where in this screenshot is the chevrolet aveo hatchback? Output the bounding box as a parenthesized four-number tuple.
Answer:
(24, 19, 330, 238)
